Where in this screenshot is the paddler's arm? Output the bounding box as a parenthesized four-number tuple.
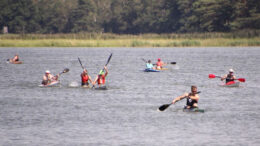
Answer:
(104, 66, 108, 77)
(189, 94, 200, 101)
(172, 93, 189, 104)
(221, 75, 227, 81)
(88, 75, 94, 85)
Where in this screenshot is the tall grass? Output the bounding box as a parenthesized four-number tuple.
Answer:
(0, 31, 260, 47)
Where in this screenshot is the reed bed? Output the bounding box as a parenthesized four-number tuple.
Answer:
(0, 31, 260, 47)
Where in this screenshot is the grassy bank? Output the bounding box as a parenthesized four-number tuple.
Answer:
(0, 32, 260, 47)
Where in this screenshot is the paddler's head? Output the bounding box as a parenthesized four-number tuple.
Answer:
(191, 85, 197, 94)
(45, 70, 50, 74)
(158, 58, 161, 61)
(83, 69, 88, 74)
(229, 69, 234, 74)
(148, 60, 151, 63)
(99, 70, 105, 76)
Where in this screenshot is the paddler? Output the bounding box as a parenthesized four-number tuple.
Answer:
(156, 58, 166, 69)
(8, 54, 20, 63)
(146, 60, 155, 69)
(81, 69, 93, 87)
(221, 69, 236, 84)
(93, 66, 108, 87)
(171, 86, 200, 109)
(42, 70, 59, 85)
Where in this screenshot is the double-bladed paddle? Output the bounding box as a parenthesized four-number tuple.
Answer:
(158, 91, 201, 111)
(142, 58, 176, 65)
(58, 68, 69, 75)
(78, 57, 85, 70)
(208, 74, 245, 82)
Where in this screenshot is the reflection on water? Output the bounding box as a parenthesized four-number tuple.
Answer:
(0, 47, 260, 145)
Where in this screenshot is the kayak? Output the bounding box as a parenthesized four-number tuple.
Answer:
(144, 68, 160, 72)
(156, 68, 168, 70)
(221, 81, 240, 87)
(7, 60, 23, 64)
(94, 86, 107, 90)
(39, 81, 60, 87)
(183, 107, 204, 113)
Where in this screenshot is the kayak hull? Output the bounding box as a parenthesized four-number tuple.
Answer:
(221, 81, 240, 87)
(39, 81, 60, 87)
(183, 107, 204, 113)
(95, 86, 107, 90)
(144, 68, 160, 72)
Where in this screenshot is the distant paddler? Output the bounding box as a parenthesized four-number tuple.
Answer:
(81, 69, 93, 87)
(156, 58, 166, 70)
(146, 60, 155, 69)
(221, 69, 236, 84)
(42, 70, 59, 85)
(7, 54, 22, 64)
(93, 66, 108, 87)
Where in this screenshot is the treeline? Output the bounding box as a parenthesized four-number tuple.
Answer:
(0, 0, 259, 34)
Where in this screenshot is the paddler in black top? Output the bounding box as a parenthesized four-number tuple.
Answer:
(171, 86, 200, 109)
(221, 69, 236, 83)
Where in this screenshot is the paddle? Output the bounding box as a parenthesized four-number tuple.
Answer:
(158, 91, 201, 111)
(208, 74, 245, 82)
(78, 57, 85, 70)
(58, 68, 69, 76)
(141, 58, 147, 63)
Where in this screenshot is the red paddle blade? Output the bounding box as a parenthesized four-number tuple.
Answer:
(208, 74, 216, 78)
(238, 78, 245, 82)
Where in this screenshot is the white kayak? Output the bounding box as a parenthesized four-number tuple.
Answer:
(221, 81, 240, 87)
(39, 81, 60, 87)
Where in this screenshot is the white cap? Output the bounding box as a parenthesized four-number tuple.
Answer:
(45, 70, 50, 73)
(229, 69, 234, 73)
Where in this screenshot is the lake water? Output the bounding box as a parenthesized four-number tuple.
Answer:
(0, 47, 259, 145)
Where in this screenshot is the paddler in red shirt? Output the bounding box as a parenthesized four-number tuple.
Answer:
(81, 69, 93, 87)
(93, 66, 108, 87)
(156, 58, 166, 70)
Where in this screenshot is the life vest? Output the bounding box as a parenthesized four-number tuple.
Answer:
(81, 73, 89, 83)
(186, 94, 198, 107)
(226, 74, 234, 83)
(97, 75, 105, 85)
(157, 61, 162, 68)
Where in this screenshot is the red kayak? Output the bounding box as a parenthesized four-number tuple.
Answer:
(221, 81, 240, 87)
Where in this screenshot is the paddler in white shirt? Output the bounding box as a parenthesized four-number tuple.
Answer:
(42, 70, 59, 85)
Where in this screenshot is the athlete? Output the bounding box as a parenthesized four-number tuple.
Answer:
(221, 69, 236, 84)
(156, 58, 166, 69)
(8, 54, 20, 63)
(42, 70, 59, 85)
(93, 66, 108, 87)
(146, 60, 155, 69)
(171, 86, 200, 109)
(81, 69, 93, 87)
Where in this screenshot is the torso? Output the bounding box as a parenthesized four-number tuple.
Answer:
(186, 93, 198, 108)
(226, 74, 234, 83)
(97, 75, 105, 85)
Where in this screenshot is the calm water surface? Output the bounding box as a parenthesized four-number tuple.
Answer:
(0, 47, 259, 145)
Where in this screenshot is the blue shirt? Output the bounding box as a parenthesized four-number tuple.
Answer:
(146, 63, 153, 69)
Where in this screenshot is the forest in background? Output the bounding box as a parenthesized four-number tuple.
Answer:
(0, 0, 260, 34)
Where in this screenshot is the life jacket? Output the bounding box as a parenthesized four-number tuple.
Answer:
(157, 61, 162, 67)
(186, 94, 198, 107)
(97, 75, 105, 85)
(81, 73, 89, 83)
(226, 74, 234, 83)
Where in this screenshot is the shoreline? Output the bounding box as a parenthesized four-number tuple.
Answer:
(0, 38, 260, 47)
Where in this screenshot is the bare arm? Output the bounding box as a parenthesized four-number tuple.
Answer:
(172, 93, 189, 104)
(221, 75, 227, 81)
(104, 66, 108, 77)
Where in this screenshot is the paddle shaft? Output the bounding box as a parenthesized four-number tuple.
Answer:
(78, 57, 85, 70)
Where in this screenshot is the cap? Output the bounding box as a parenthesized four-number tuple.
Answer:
(229, 69, 234, 73)
(99, 70, 104, 75)
(45, 70, 50, 74)
(158, 58, 161, 61)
